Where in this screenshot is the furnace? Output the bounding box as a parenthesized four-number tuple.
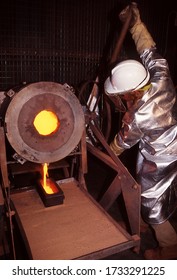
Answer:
(4, 81, 85, 163)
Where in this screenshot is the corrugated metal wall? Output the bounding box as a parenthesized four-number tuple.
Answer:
(0, 0, 177, 91)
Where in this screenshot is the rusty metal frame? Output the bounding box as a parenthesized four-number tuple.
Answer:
(86, 115, 141, 237)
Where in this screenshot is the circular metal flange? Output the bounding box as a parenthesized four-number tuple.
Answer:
(5, 82, 85, 163)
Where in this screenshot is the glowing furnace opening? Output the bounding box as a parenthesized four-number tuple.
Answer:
(33, 110, 59, 136)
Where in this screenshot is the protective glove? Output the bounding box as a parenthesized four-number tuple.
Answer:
(119, 2, 156, 54)
(109, 134, 124, 156)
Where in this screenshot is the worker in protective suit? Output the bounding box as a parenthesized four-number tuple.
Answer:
(105, 2, 177, 259)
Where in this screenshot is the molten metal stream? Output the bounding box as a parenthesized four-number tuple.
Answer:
(42, 163, 58, 194)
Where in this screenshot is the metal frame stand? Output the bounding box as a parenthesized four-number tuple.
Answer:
(85, 112, 141, 237)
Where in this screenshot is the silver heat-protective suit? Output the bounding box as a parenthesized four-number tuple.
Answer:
(116, 47, 177, 225)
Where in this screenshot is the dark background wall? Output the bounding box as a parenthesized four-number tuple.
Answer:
(0, 0, 177, 91)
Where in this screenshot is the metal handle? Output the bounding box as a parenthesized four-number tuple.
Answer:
(110, 4, 133, 65)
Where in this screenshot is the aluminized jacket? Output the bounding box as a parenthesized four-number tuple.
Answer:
(116, 47, 177, 224)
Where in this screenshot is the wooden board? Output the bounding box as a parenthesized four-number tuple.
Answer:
(10, 178, 138, 260)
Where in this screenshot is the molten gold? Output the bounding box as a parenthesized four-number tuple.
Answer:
(33, 110, 59, 136)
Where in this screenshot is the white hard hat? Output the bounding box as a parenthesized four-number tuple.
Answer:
(104, 59, 150, 95)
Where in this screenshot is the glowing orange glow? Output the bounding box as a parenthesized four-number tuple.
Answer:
(33, 110, 59, 136)
(42, 163, 58, 194)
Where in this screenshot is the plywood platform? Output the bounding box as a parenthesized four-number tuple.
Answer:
(10, 178, 139, 260)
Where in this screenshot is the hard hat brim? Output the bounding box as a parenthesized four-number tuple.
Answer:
(104, 71, 150, 95)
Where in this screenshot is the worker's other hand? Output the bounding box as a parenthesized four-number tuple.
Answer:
(109, 135, 124, 156)
(119, 2, 141, 28)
